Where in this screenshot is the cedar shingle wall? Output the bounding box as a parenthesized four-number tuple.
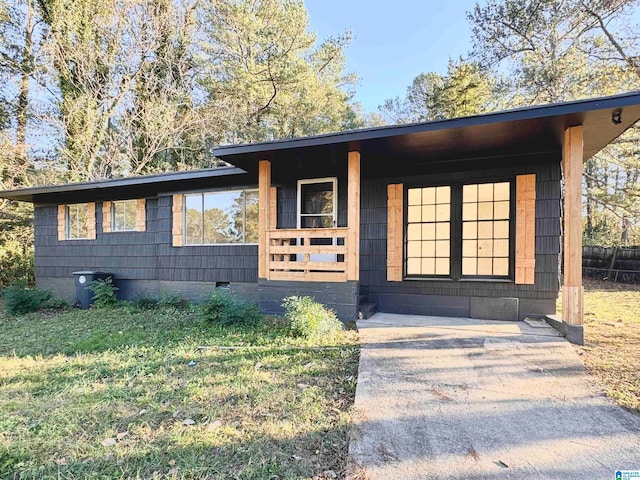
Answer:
(34, 196, 258, 284)
(359, 158, 561, 302)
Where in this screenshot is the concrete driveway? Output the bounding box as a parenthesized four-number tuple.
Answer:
(348, 313, 640, 479)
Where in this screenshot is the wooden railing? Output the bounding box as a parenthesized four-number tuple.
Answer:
(266, 227, 349, 282)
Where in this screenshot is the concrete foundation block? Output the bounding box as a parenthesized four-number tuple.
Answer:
(470, 297, 519, 321)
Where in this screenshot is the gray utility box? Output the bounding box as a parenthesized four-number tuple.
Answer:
(72, 271, 113, 309)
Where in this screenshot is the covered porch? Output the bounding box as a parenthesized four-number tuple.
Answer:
(255, 151, 362, 320)
(212, 92, 640, 337)
(257, 151, 361, 283)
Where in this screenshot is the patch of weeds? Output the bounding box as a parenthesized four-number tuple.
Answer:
(158, 290, 189, 309)
(1, 283, 51, 316)
(131, 293, 159, 311)
(282, 295, 343, 341)
(200, 289, 262, 327)
(88, 278, 119, 309)
(0, 447, 28, 477)
(39, 296, 70, 311)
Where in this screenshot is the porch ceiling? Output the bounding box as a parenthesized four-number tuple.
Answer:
(214, 91, 640, 176)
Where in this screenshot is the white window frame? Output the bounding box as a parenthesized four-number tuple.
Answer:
(66, 203, 89, 240)
(296, 177, 338, 229)
(111, 199, 138, 232)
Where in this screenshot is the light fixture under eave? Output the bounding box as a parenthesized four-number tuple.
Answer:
(612, 109, 622, 125)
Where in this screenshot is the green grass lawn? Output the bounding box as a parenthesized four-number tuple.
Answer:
(0, 305, 359, 479)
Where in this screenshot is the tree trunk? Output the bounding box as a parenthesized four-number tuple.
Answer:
(15, 0, 34, 186)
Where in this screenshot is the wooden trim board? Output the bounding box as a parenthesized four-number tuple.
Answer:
(387, 183, 403, 281)
(347, 151, 360, 281)
(172, 194, 183, 247)
(515, 174, 536, 284)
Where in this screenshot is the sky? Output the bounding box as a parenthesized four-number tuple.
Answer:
(304, 0, 480, 113)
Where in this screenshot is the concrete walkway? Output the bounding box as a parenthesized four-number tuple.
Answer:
(348, 313, 640, 479)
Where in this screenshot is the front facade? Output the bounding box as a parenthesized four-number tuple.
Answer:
(5, 93, 640, 342)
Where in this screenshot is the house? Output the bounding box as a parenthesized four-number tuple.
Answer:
(3, 92, 640, 345)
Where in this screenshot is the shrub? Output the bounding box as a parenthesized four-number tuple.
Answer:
(200, 290, 262, 327)
(282, 296, 343, 341)
(158, 291, 189, 309)
(0, 246, 34, 290)
(88, 278, 119, 309)
(39, 296, 70, 311)
(1, 283, 51, 316)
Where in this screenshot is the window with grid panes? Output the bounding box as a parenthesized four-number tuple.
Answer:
(404, 180, 513, 279)
(406, 186, 451, 276)
(461, 182, 511, 277)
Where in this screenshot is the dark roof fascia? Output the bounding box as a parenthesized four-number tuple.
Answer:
(0, 167, 247, 203)
(213, 91, 640, 157)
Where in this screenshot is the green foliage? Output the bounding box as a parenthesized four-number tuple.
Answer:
(199, 0, 357, 144)
(379, 59, 497, 124)
(131, 293, 159, 311)
(1, 283, 51, 316)
(199, 289, 262, 327)
(0, 200, 34, 290)
(88, 278, 119, 309)
(158, 290, 189, 309)
(282, 295, 343, 341)
(39, 296, 70, 311)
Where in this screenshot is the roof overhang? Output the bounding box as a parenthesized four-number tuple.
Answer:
(0, 167, 249, 203)
(3, 92, 640, 203)
(213, 91, 640, 176)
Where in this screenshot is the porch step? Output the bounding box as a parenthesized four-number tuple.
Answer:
(358, 294, 368, 304)
(358, 302, 378, 320)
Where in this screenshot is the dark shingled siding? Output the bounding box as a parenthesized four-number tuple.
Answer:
(34, 195, 258, 286)
(358, 158, 562, 316)
(33, 154, 561, 319)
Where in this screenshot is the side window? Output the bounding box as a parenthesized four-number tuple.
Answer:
(103, 199, 146, 233)
(112, 200, 137, 232)
(59, 203, 96, 240)
(67, 203, 89, 239)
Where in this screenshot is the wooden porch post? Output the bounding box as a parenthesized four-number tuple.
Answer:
(347, 151, 360, 281)
(562, 126, 584, 330)
(258, 160, 271, 280)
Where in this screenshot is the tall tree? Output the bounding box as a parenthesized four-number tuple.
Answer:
(379, 59, 497, 124)
(197, 0, 358, 144)
(468, 0, 640, 244)
(38, 0, 128, 180)
(36, 0, 208, 180)
(125, 0, 207, 174)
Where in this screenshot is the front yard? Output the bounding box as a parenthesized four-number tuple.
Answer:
(0, 305, 359, 479)
(2, 278, 638, 479)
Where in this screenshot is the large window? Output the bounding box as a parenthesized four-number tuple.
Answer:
(184, 190, 258, 245)
(462, 182, 510, 277)
(66, 203, 89, 239)
(405, 180, 512, 279)
(406, 186, 451, 276)
(112, 199, 137, 232)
